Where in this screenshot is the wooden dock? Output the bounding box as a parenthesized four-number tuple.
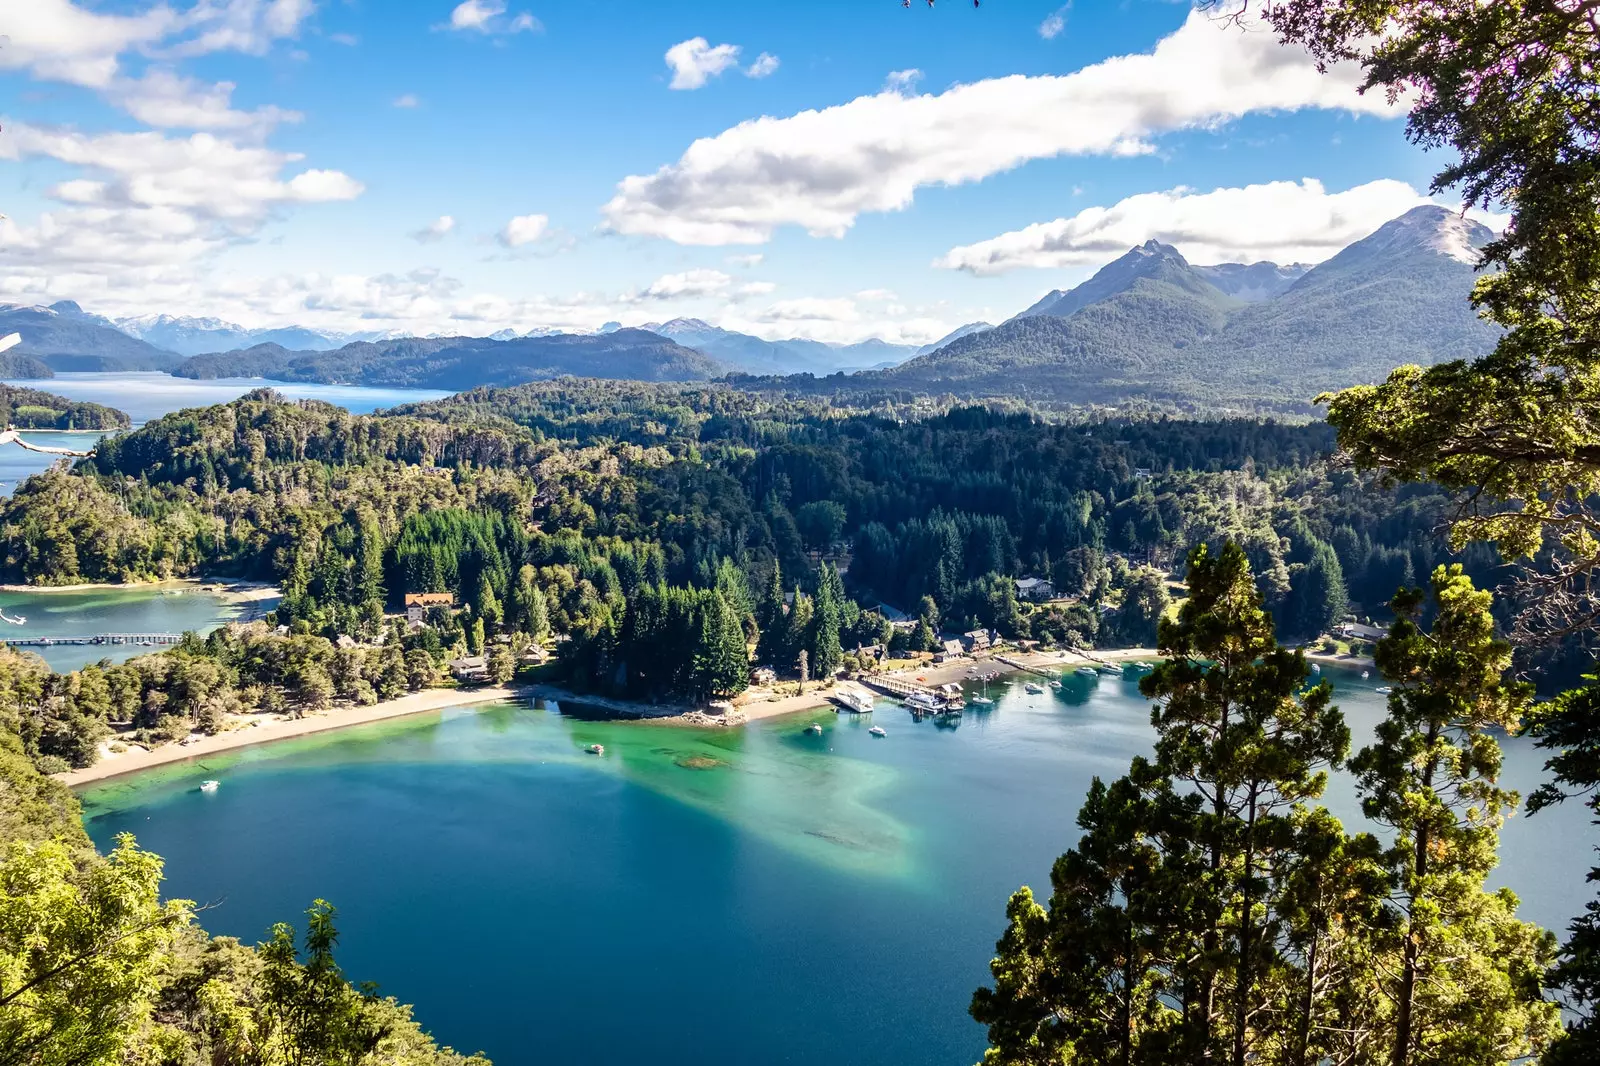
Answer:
(2, 633, 184, 649)
(860, 675, 939, 700)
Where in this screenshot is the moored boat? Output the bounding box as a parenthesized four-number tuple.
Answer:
(806, 722, 823, 735)
(1075, 666, 1098, 677)
(585, 744, 605, 755)
(1025, 682, 1045, 694)
(199, 780, 219, 793)
(834, 688, 876, 713)
(868, 725, 886, 737)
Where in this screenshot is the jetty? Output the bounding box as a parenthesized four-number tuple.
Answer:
(859, 674, 942, 702)
(994, 655, 1059, 679)
(2, 632, 184, 649)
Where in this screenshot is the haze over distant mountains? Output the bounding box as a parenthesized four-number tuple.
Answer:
(0, 206, 1498, 407)
(875, 205, 1498, 407)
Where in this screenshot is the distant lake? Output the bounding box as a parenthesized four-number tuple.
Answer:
(82, 667, 1591, 1066)
(0, 584, 273, 672)
(0, 372, 450, 495)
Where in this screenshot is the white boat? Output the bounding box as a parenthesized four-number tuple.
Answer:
(1075, 666, 1098, 677)
(904, 690, 942, 713)
(1049, 679, 1062, 690)
(806, 723, 823, 735)
(1375, 686, 1393, 695)
(969, 694, 994, 706)
(585, 744, 605, 756)
(199, 780, 219, 793)
(1025, 682, 1045, 695)
(1098, 665, 1121, 676)
(835, 688, 876, 713)
(0, 610, 23, 625)
(868, 726, 886, 737)
(1362, 670, 1370, 679)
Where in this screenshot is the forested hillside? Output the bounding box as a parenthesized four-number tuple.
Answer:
(0, 381, 1525, 710)
(876, 206, 1499, 408)
(173, 329, 727, 388)
(0, 384, 129, 430)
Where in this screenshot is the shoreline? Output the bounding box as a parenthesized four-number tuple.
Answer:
(56, 685, 521, 788)
(0, 575, 279, 606)
(55, 644, 1170, 787)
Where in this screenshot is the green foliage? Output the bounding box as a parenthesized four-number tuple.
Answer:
(0, 385, 128, 431)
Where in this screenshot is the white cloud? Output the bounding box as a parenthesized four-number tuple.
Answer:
(884, 69, 922, 93)
(734, 281, 776, 299)
(114, 68, 301, 134)
(163, 0, 318, 58)
(410, 215, 456, 243)
(855, 288, 897, 301)
(639, 269, 732, 300)
(442, 0, 541, 35)
(725, 253, 764, 268)
(329, 32, 359, 46)
(665, 37, 743, 90)
(1039, 5, 1070, 40)
(745, 52, 780, 79)
(393, 93, 420, 108)
(936, 178, 1451, 274)
(604, 9, 1398, 246)
(497, 213, 550, 247)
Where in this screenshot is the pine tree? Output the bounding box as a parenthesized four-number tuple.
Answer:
(809, 563, 844, 682)
(755, 563, 787, 668)
(1139, 541, 1350, 1065)
(1354, 566, 1560, 1066)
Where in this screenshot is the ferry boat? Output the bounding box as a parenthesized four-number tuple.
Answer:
(868, 726, 886, 737)
(199, 780, 220, 793)
(834, 688, 876, 714)
(585, 744, 605, 756)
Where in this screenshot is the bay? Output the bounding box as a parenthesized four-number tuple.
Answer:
(0, 585, 269, 672)
(81, 667, 1594, 1066)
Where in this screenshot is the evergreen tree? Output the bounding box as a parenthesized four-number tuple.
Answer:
(1354, 566, 1560, 1066)
(809, 563, 844, 681)
(755, 563, 787, 668)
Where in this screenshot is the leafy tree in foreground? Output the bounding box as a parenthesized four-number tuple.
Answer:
(1356, 565, 1559, 1066)
(974, 542, 1352, 1066)
(1528, 681, 1600, 1065)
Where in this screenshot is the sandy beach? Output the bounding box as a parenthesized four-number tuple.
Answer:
(56, 684, 520, 787)
(54, 643, 1168, 787)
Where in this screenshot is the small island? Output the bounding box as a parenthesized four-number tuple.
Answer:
(0, 384, 130, 431)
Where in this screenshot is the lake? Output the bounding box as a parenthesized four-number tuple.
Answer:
(0, 585, 271, 672)
(80, 667, 1593, 1066)
(0, 373, 450, 495)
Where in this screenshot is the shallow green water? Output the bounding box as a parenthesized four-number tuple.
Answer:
(83, 669, 1593, 1066)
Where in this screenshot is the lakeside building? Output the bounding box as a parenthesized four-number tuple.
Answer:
(406, 591, 456, 625)
(1334, 621, 1389, 642)
(448, 655, 489, 684)
(1016, 577, 1055, 601)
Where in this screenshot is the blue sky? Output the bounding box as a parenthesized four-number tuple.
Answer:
(0, 0, 1453, 344)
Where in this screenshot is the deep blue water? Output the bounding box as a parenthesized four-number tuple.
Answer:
(82, 669, 1594, 1066)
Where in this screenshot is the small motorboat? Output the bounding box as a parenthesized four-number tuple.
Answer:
(1075, 666, 1098, 677)
(868, 726, 886, 737)
(199, 780, 219, 793)
(1025, 682, 1045, 695)
(806, 723, 823, 735)
(585, 744, 605, 756)
(1049, 679, 1062, 690)
(1361, 670, 1370, 679)
(1375, 686, 1393, 695)
(1098, 665, 1121, 676)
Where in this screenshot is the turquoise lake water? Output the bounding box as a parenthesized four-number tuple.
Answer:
(0, 586, 266, 672)
(81, 667, 1593, 1066)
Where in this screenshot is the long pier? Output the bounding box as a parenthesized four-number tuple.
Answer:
(2, 633, 184, 649)
(859, 675, 940, 700)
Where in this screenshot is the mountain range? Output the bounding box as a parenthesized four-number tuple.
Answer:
(114, 315, 365, 357)
(875, 205, 1498, 408)
(636, 319, 922, 374)
(171, 329, 726, 389)
(0, 302, 181, 374)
